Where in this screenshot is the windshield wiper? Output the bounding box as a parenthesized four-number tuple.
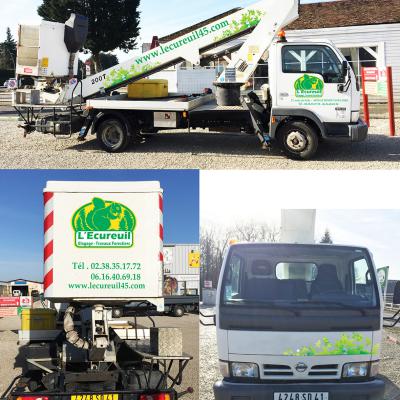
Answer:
(226, 299, 301, 316)
(294, 300, 367, 316)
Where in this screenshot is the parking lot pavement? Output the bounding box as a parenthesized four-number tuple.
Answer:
(0, 313, 198, 400)
(1, 119, 400, 169)
(0, 316, 22, 395)
(199, 307, 400, 400)
(200, 307, 220, 400)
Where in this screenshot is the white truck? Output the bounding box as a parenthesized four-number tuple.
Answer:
(13, 0, 367, 160)
(1, 181, 194, 400)
(206, 210, 384, 400)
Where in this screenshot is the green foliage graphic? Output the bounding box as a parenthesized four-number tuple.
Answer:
(72, 197, 136, 232)
(214, 10, 265, 42)
(284, 333, 379, 356)
(104, 61, 161, 89)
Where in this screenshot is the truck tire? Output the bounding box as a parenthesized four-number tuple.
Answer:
(128, 369, 167, 390)
(172, 305, 185, 318)
(277, 120, 319, 160)
(97, 118, 130, 153)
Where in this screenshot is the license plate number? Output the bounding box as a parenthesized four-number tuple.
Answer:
(71, 395, 118, 400)
(274, 393, 328, 400)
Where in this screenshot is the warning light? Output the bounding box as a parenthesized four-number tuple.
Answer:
(277, 30, 287, 42)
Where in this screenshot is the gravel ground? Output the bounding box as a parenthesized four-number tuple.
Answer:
(0, 119, 400, 169)
(0, 312, 198, 400)
(199, 306, 400, 400)
(0, 316, 23, 395)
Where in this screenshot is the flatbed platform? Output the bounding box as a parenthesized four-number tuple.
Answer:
(190, 100, 244, 113)
(86, 93, 215, 112)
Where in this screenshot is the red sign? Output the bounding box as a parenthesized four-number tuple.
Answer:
(23, 67, 33, 74)
(0, 297, 20, 307)
(363, 67, 379, 82)
(0, 308, 18, 317)
(20, 296, 32, 307)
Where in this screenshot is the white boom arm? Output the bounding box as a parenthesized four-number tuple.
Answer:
(280, 210, 316, 244)
(65, 0, 299, 101)
(217, 0, 298, 84)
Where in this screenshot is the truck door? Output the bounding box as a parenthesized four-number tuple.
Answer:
(276, 44, 351, 125)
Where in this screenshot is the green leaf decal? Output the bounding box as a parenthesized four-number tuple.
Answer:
(284, 333, 378, 356)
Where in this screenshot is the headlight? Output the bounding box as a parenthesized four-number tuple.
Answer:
(219, 361, 230, 378)
(342, 362, 369, 378)
(231, 362, 259, 378)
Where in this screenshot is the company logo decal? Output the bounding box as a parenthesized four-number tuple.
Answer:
(295, 362, 308, 373)
(72, 197, 136, 248)
(294, 74, 324, 98)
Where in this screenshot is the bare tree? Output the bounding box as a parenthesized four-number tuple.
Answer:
(201, 223, 280, 290)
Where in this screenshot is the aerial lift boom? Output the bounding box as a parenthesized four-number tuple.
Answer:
(63, 0, 299, 101)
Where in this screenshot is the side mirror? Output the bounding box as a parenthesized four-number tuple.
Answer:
(199, 310, 216, 326)
(342, 61, 349, 78)
(393, 282, 400, 305)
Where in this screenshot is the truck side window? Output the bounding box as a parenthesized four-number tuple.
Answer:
(224, 255, 243, 301)
(352, 258, 372, 298)
(282, 45, 343, 83)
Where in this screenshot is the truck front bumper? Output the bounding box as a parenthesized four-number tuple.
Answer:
(350, 119, 369, 142)
(214, 378, 385, 400)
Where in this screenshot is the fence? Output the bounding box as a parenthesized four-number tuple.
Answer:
(0, 89, 12, 105)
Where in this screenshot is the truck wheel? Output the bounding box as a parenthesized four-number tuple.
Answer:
(173, 305, 185, 317)
(277, 121, 319, 160)
(97, 118, 130, 153)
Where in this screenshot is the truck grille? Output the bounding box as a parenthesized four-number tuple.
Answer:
(263, 364, 293, 377)
(308, 364, 339, 376)
(263, 364, 339, 378)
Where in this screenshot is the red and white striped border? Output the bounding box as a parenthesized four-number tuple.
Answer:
(43, 192, 54, 292)
(159, 194, 164, 262)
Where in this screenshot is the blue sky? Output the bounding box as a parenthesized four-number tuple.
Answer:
(0, 170, 199, 282)
(1, 0, 331, 61)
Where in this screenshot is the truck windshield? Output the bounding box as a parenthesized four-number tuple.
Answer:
(222, 244, 378, 309)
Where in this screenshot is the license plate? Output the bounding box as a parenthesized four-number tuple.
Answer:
(274, 393, 328, 400)
(71, 395, 118, 400)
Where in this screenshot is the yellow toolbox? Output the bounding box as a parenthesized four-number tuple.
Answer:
(21, 309, 57, 331)
(128, 79, 169, 99)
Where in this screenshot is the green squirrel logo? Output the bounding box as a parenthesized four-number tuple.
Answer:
(294, 74, 324, 98)
(72, 198, 136, 248)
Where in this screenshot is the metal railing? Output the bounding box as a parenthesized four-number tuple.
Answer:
(0, 89, 12, 105)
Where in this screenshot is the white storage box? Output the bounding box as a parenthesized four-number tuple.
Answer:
(17, 21, 78, 77)
(43, 181, 164, 310)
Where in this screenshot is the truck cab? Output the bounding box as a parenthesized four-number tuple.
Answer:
(262, 37, 366, 159)
(214, 243, 384, 400)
